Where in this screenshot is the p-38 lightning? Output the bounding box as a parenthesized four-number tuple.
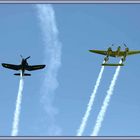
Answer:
(89, 44, 140, 66)
(2, 55, 46, 76)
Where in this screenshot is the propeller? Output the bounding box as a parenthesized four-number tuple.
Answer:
(20, 55, 23, 59)
(25, 56, 31, 60)
(20, 55, 31, 60)
(123, 43, 127, 48)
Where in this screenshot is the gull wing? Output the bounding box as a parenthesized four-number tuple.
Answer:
(26, 65, 46, 71)
(2, 63, 21, 70)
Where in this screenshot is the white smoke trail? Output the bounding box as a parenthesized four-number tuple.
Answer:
(11, 71, 24, 136)
(77, 65, 105, 136)
(91, 60, 122, 136)
(36, 4, 62, 135)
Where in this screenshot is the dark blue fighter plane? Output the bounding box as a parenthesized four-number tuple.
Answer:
(2, 55, 46, 76)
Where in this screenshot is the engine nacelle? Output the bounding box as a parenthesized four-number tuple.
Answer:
(123, 47, 129, 59)
(106, 47, 112, 56)
(116, 46, 121, 56)
(108, 47, 112, 51)
(117, 46, 121, 51)
(125, 47, 129, 52)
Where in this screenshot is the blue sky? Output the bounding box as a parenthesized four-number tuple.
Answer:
(0, 4, 140, 136)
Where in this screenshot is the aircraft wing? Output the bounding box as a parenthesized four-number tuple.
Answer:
(117, 50, 140, 56)
(89, 50, 107, 55)
(89, 50, 116, 57)
(127, 50, 140, 56)
(1, 63, 21, 70)
(26, 65, 46, 71)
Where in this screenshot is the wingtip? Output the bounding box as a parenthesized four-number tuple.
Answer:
(1, 63, 5, 67)
(89, 50, 96, 53)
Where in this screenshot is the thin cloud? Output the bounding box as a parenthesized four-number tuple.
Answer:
(36, 4, 62, 135)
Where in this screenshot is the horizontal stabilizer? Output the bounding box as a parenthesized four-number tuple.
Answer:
(102, 63, 124, 66)
(14, 73, 31, 76)
(14, 73, 20, 76)
(24, 73, 31, 76)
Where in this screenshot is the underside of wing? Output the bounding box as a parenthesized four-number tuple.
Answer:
(26, 65, 46, 71)
(2, 63, 21, 70)
(89, 50, 107, 55)
(127, 50, 140, 56)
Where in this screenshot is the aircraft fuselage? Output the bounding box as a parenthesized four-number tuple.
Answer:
(20, 59, 28, 76)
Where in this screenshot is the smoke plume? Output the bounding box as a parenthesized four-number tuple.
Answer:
(91, 60, 122, 136)
(11, 71, 24, 136)
(77, 65, 105, 136)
